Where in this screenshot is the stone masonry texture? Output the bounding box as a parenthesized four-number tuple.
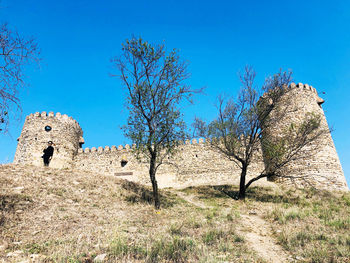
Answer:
(260, 83, 348, 191)
(14, 112, 83, 169)
(13, 83, 348, 191)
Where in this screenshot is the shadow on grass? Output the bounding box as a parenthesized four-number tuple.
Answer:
(0, 194, 32, 212)
(245, 187, 301, 204)
(182, 185, 302, 205)
(120, 180, 180, 208)
(0, 194, 33, 226)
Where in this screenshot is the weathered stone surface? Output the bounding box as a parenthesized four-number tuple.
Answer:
(12, 82, 349, 191)
(74, 140, 265, 188)
(260, 82, 348, 191)
(14, 112, 83, 169)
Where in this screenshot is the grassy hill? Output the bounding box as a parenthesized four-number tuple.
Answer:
(0, 164, 349, 262)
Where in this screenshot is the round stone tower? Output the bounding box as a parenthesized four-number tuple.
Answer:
(14, 111, 84, 169)
(260, 83, 348, 191)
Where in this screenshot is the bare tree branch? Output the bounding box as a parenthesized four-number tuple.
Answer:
(112, 37, 201, 209)
(0, 23, 40, 133)
(193, 67, 313, 199)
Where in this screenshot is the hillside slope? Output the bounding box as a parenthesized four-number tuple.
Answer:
(0, 164, 349, 262)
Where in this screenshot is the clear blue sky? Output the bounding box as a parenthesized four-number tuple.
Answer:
(1, 0, 349, 186)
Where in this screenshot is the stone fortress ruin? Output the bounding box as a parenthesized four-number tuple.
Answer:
(13, 83, 348, 191)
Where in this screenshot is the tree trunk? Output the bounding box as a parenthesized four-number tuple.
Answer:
(238, 164, 248, 199)
(149, 156, 160, 209)
(245, 173, 270, 191)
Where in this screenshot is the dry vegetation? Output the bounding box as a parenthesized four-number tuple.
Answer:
(0, 164, 349, 262)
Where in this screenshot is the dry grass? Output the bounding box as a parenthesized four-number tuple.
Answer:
(0, 164, 349, 262)
(0, 164, 261, 262)
(178, 185, 350, 263)
(263, 188, 350, 263)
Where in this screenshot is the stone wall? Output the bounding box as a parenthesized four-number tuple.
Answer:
(261, 83, 348, 191)
(14, 112, 83, 169)
(73, 139, 266, 188)
(13, 82, 349, 191)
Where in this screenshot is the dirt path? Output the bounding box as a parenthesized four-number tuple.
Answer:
(174, 190, 289, 262)
(237, 213, 290, 263)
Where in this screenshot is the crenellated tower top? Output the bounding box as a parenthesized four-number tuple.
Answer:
(260, 82, 348, 190)
(14, 111, 83, 169)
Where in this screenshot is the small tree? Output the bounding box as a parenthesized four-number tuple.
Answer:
(194, 66, 326, 199)
(113, 37, 199, 209)
(0, 23, 40, 132)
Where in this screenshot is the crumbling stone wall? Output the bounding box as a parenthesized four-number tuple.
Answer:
(14, 112, 83, 169)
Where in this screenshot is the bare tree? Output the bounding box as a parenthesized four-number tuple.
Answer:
(194, 66, 327, 199)
(0, 23, 40, 132)
(112, 37, 200, 209)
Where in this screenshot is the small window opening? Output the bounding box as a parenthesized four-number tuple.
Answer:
(195, 154, 198, 158)
(121, 160, 128, 167)
(110, 161, 113, 165)
(44, 125, 52, 132)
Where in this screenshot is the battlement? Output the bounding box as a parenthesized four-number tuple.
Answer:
(76, 138, 210, 155)
(13, 81, 348, 191)
(261, 82, 319, 99)
(78, 145, 131, 154)
(292, 82, 317, 94)
(14, 110, 84, 169)
(26, 111, 82, 132)
(284, 82, 318, 94)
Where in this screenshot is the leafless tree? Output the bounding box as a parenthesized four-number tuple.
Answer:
(0, 22, 40, 132)
(194, 66, 327, 199)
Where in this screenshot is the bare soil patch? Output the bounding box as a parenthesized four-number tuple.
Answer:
(237, 213, 289, 263)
